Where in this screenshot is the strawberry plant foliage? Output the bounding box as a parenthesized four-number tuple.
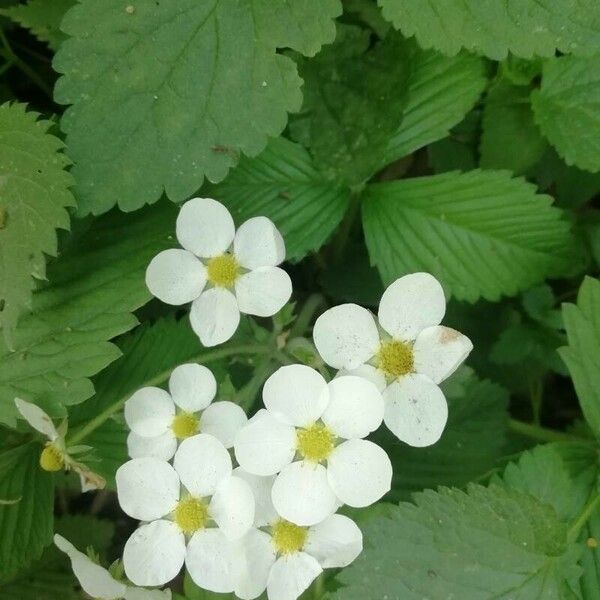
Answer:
(53, 0, 341, 215)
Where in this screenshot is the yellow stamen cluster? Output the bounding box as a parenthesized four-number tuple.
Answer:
(171, 412, 199, 439)
(40, 444, 64, 472)
(206, 254, 240, 288)
(271, 519, 307, 555)
(377, 339, 414, 379)
(174, 497, 209, 534)
(297, 423, 334, 462)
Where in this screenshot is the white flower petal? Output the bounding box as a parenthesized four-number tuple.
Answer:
(116, 458, 179, 521)
(267, 553, 322, 600)
(168, 363, 217, 412)
(313, 304, 380, 370)
(383, 374, 448, 447)
(54, 534, 127, 599)
(305, 514, 363, 568)
(201, 401, 248, 448)
(190, 288, 240, 347)
(413, 326, 473, 384)
(14, 398, 58, 441)
(124, 587, 172, 600)
(145, 249, 207, 305)
(174, 434, 232, 496)
(176, 197, 235, 258)
(322, 376, 384, 439)
(234, 411, 296, 476)
(124, 387, 174, 438)
(232, 529, 276, 600)
(186, 529, 235, 594)
(124, 520, 186, 586)
(235, 267, 292, 318)
(127, 431, 177, 461)
(336, 364, 387, 393)
(263, 365, 329, 427)
(209, 475, 255, 540)
(327, 440, 392, 508)
(234, 216, 285, 269)
(378, 273, 446, 341)
(233, 468, 277, 527)
(272, 462, 338, 527)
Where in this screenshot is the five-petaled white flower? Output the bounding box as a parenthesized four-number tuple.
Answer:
(187, 469, 363, 600)
(54, 534, 171, 600)
(146, 197, 292, 347)
(116, 434, 255, 586)
(313, 273, 473, 448)
(14, 398, 105, 492)
(234, 365, 392, 526)
(125, 363, 246, 460)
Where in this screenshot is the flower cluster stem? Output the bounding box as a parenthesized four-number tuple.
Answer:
(568, 491, 600, 543)
(508, 419, 591, 444)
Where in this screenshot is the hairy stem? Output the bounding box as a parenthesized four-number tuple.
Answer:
(508, 419, 591, 444)
(568, 491, 600, 543)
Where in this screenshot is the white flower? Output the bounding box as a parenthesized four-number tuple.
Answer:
(184, 471, 362, 600)
(125, 363, 247, 461)
(234, 365, 392, 526)
(313, 273, 473, 448)
(14, 398, 105, 492)
(145, 197, 292, 346)
(54, 534, 171, 600)
(116, 434, 255, 586)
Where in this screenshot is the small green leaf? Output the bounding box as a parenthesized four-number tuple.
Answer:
(362, 170, 576, 302)
(207, 137, 351, 261)
(53, 0, 341, 214)
(559, 277, 600, 438)
(0, 103, 75, 341)
(532, 56, 600, 173)
(0, 443, 54, 583)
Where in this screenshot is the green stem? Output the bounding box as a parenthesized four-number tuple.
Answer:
(529, 379, 543, 426)
(289, 294, 324, 339)
(312, 574, 325, 599)
(568, 491, 600, 542)
(332, 192, 362, 263)
(508, 419, 590, 444)
(236, 355, 277, 411)
(67, 345, 270, 445)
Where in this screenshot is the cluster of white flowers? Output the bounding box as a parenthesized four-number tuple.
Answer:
(35, 198, 471, 600)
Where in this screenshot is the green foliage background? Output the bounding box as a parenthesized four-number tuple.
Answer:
(0, 0, 600, 598)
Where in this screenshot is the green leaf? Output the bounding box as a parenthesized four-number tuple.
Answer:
(206, 137, 351, 261)
(53, 0, 341, 215)
(0, 103, 75, 342)
(293, 25, 410, 185)
(559, 277, 600, 438)
(0, 443, 54, 583)
(0, 0, 75, 50)
(377, 368, 509, 501)
(480, 82, 547, 174)
(333, 484, 582, 599)
(378, 0, 600, 60)
(0, 202, 177, 428)
(532, 56, 600, 173)
(362, 170, 576, 302)
(386, 48, 486, 161)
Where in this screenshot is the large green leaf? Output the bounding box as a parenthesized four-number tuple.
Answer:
(532, 56, 600, 173)
(206, 137, 350, 261)
(480, 82, 547, 174)
(292, 25, 410, 185)
(0, 0, 75, 49)
(0, 103, 75, 341)
(378, 0, 600, 60)
(362, 170, 576, 302)
(0, 202, 177, 428)
(386, 48, 486, 161)
(333, 484, 582, 599)
(560, 277, 600, 438)
(0, 443, 54, 583)
(53, 0, 341, 215)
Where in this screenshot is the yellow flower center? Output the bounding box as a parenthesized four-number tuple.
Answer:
(174, 497, 209, 534)
(377, 339, 414, 379)
(206, 254, 240, 288)
(171, 412, 199, 440)
(271, 519, 307, 555)
(39, 444, 64, 472)
(297, 423, 334, 463)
